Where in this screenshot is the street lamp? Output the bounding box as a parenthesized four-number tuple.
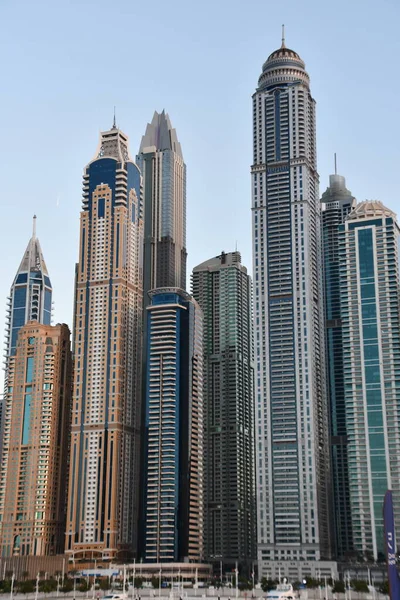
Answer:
(35, 572, 40, 600)
(10, 573, 15, 600)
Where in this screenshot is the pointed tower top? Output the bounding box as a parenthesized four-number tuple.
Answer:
(14, 220, 50, 279)
(334, 153, 337, 175)
(139, 110, 183, 158)
(281, 24, 286, 48)
(112, 106, 117, 129)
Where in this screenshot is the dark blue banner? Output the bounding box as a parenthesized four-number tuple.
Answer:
(384, 490, 400, 600)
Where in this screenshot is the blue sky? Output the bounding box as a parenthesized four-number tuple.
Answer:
(0, 0, 399, 361)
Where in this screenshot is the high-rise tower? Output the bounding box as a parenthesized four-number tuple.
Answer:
(0, 322, 72, 556)
(321, 174, 356, 558)
(143, 289, 203, 563)
(65, 122, 144, 561)
(339, 201, 400, 560)
(1, 217, 52, 455)
(137, 110, 187, 300)
(251, 33, 331, 570)
(192, 251, 256, 571)
(5, 216, 52, 360)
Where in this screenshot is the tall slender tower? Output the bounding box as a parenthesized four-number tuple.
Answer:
(321, 174, 356, 558)
(143, 289, 203, 563)
(0, 322, 72, 556)
(4, 216, 52, 360)
(137, 110, 187, 300)
(65, 121, 143, 561)
(1, 217, 52, 455)
(339, 201, 400, 560)
(252, 32, 331, 570)
(192, 251, 256, 571)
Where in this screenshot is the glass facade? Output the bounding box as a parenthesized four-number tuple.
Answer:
(143, 289, 203, 563)
(192, 252, 256, 570)
(321, 174, 355, 558)
(252, 42, 331, 563)
(340, 204, 400, 559)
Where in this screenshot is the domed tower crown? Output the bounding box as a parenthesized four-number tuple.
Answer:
(257, 28, 310, 91)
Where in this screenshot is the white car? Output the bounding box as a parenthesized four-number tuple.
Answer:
(103, 595, 128, 600)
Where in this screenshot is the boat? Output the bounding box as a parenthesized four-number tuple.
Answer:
(266, 583, 295, 600)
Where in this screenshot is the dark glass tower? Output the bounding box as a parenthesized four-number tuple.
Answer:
(143, 288, 203, 563)
(321, 174, 356, 558)
(192, 251, 256, 572)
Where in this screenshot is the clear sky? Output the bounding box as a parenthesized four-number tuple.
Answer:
(0, 0, 399, 371)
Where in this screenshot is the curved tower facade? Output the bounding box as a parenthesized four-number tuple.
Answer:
(339, 201, 400, 560)
(65, 123, 144, 561)
(252, 36, 331, 567)
(321, 174, 356, 558)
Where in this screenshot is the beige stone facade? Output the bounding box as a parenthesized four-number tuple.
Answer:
(0, 322, 72, 556)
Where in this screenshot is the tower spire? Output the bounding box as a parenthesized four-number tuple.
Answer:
(334, 153, 337, 175)
(113, 106, 116, 129)
(281, 24, 286, 48)
(32, 214, 37, 239)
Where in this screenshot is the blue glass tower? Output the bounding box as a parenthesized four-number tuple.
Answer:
(321, 174, 356, 558)
(339, 201, 400, 560)
(143, 288, 203, 562)
(5, 216, 52, 360)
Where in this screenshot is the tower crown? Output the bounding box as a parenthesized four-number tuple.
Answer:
(347, 200, 396, 222)
(258, 35, 309, 91)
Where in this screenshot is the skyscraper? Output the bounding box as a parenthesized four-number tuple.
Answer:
(339, 201, 400, 560)
(143, 288, 203, 563)
(192, 251, 256, 571)
(65, 121, 144, 561)
(0, 321, 72, 556)
(251, 33, 331, 569)
(321, 173, 356, 558)
(4, 216, 52, 361)
(137, 110, 187, 299)
(1, 217, 52, 454)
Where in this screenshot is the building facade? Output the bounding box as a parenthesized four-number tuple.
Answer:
(321, 174, 356, 558)
(143, 288, 203, 563)
(65, 122, 144, 561)
(192, 251, 256, 571)
(251, 36, 331, 564)
(339, 201, 400, 560)
(0, 322, 72, 556)
(5, 216, 52, 360)
(137, 110, 187, 301)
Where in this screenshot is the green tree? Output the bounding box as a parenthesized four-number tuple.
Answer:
(351, 581, 369, 593)
(151, 577, 160, 589)
(260, 578, 276, 592)
(379, 581, 389, 595)
(40, 579, 57, 593)
(305, 578, 319, 589)
(99, 578, 110, 591)
(133, 577, 143, 589)
(18, 581, 35, 594)
(79, 579, 89, 592)
(332, 581, 345, 594)
(61, 579, 74, 593)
